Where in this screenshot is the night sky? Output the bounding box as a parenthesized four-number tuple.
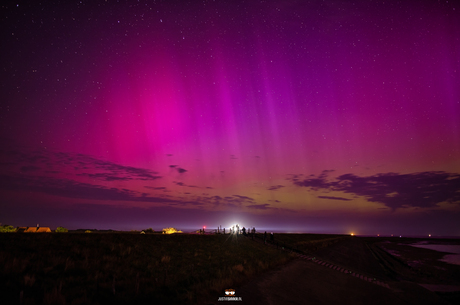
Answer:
(1, 0, 459, 235)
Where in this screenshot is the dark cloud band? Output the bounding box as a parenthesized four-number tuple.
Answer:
(290, 171, 460, 210)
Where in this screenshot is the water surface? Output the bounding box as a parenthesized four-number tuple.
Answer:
(410, 244, 460, 266)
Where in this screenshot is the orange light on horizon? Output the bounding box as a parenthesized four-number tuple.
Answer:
(162, 227, 182, 234)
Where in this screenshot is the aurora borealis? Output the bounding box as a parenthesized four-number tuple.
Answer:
(1, 0, 459, 235)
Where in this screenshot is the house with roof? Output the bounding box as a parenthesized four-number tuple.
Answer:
(22, 226, 52, 233)
(36, 227, 51, 233)
(16, 227, 27, 233)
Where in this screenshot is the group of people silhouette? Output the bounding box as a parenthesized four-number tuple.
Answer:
(213, 225, 257, 236)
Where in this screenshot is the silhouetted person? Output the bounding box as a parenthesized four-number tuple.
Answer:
(270, 232, 274, 242)
(242, 227, 246, 235)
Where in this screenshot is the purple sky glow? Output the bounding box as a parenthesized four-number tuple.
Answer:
(1, 0, 459, 235)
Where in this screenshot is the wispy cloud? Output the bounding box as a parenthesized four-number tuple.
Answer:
(268, 185, 284, 191)
(77, 173, 132, 181)
(318, 196, 351, 201)
(246, 203, 296, 214)
(1, 148, 162, 181)
(0, 147, 172, 203)
(144, 186, 167, 190)
(233, 195, 255, 201)
(289, 171, 460, 210)
(169, 165, 187, 174)
(247, 203, 270, 210)
(0, 174, 175, 203)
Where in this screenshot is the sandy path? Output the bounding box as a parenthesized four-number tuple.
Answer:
(229, 258, 449, 305)
(312, 237, 393, 280)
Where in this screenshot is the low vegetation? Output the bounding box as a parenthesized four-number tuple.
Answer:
(0, 224, 16, 233)
(55, 227, 68, 233)
(0, 233, 293, 304)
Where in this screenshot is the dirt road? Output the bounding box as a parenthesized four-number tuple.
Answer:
(207, 236, 456, 304)
(232, 258, 449, 305)
(312, 236, 397, 280)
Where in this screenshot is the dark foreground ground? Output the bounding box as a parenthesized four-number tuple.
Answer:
(208, 236, 460, 305)
(0, 233, 291, 304)
(1, 233, 459, 304)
